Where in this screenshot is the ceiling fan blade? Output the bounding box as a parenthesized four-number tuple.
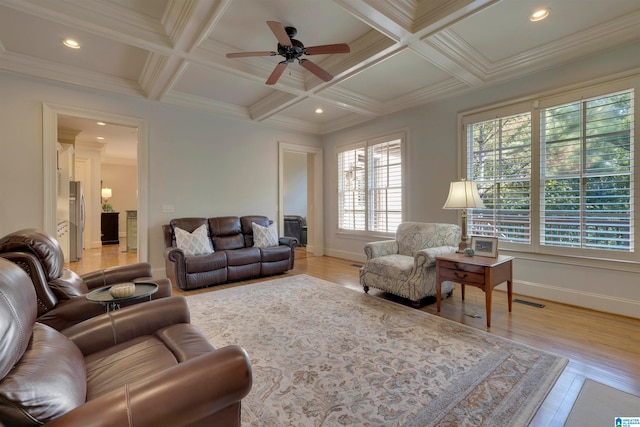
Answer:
(226, 51, 275, 58)
(304, 43, 350, 55)
(299, 59, 333, 82)
(266, 62, 288, 85)
(267, 21, 291, 47)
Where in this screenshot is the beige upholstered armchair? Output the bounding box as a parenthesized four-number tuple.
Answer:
(360, 222, 461, 306)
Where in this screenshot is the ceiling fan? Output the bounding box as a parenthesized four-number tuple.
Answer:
(226, 21, 350, 85)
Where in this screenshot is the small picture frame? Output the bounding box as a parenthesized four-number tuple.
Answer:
(470, 236, 498, 258)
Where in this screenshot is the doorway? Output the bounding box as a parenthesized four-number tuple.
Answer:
(42, 103, 150, 261)
(278, 142, 323, 256)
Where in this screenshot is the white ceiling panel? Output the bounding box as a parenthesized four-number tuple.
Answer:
(339, 49, 453, 102)
(174, 62, 275, 107)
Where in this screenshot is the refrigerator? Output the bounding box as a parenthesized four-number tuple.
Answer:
(69, 181, 85, 262)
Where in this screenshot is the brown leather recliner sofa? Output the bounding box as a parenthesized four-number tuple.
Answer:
(0, 228, 172, 330)
(163, 215, 297, 290)
(0, 257, 252, 427)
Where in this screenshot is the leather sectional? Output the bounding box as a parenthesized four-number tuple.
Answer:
(163, 215, 297, 290)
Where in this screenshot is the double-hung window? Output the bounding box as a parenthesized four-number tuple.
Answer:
(337, 132, 404, 234)
(463, 80, 636, 260)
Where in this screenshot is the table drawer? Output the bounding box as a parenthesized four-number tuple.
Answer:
(439, 260, 485, 274)
(439, 268, 485, 285)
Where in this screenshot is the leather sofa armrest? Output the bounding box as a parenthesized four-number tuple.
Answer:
(62, 296, 191, 356)
(164, 246, 187, 290)
(37, 295, 107, 331)
(81, 262, 154, 290)
(279, 236, 298, 248)
(43, 345, 253, 427)
(363, 240, 398, 260)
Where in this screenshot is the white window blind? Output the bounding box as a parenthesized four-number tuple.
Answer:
(338, 145, 366, 230)
(466, 112, 532, 243)
(338, 134, 404, 233)
(540, 90, 634, 251)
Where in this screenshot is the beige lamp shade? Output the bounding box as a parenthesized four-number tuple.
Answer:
(101, 188, 112, 199)
(442, 180, 485, 209)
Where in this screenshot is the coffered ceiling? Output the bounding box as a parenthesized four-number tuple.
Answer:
(1, 0, 639, 140)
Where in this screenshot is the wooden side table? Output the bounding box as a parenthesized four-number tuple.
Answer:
(435, 253, 514, 328)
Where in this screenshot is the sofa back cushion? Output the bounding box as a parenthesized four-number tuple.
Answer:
(209, 217, 245, 250)
(169, 218, 209, 243)
(0, 324, 87, 426)
(240, 216, 270, 247)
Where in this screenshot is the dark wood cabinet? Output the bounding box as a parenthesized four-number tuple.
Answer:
(101, 212, 119, 245)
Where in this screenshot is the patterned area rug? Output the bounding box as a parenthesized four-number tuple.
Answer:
(187, 274, 567, 426)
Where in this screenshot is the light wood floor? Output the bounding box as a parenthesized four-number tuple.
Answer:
(68, 244, 640, 427)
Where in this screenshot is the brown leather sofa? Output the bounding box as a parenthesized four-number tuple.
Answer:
(0, 228, 172, 330)
(163, 215, 297, 290)
(0, 257, 252, 427)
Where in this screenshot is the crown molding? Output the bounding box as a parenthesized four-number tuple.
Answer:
(163, 90, 250, 120)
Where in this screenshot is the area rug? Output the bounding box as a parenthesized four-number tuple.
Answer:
(564, 379, 640, 427)
(186, 274, 567, 426)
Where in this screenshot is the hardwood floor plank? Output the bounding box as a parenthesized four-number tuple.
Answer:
(67, 246, 640, 425)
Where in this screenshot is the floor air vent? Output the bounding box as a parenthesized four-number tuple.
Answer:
(513, 299, 545, 308)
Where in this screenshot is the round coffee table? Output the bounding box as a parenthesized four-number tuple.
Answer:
(86, 282, 158, 312)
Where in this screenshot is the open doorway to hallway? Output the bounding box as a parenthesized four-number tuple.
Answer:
(278, 142, 323, 256)
(43, 103, 150, 263)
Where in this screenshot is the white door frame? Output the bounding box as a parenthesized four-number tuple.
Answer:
(278, 142, 323, 256)
(42, 103, 149, 261)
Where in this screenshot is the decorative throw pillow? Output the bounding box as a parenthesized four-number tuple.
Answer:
(174, 224, 214, 256)
(252, 222, 279, 248)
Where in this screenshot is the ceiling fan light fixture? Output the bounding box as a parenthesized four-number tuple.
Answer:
(530, 9, 549, 22)
(62, 39, 80, 49)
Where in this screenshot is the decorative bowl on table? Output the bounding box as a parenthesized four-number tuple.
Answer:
(109, 283, 136, 298)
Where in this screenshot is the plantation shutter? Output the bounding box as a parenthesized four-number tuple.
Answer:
(368, 138, 402, 233)
(338, 145, 366, 230)
(466, 112, 532, 243)
(540, 90, 634, 251)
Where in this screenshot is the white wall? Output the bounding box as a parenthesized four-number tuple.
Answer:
(0, 70, 321, 271)
(321, 43, 640, 318)
(283, 151, 308, 217)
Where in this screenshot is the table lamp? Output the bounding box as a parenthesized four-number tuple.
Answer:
(443, 179, 485, 250)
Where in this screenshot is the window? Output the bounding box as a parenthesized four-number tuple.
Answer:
(540, 91, 633, 251)
(338, 133, 404, 233)
(464, 82, 635, 259)
(467, 112, 532, 243)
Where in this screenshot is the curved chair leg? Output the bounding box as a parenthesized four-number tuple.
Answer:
(363, 285, 369, 294)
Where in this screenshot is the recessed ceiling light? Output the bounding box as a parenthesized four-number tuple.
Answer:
(62, 39, 80, 49)
(530, 9, 549, 22)
(97, 121, 106, 126)
(97, 136, 105, 140)
(315, 108, 324, 114)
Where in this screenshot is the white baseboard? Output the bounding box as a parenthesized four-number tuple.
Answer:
(499, 280, 640, 320)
